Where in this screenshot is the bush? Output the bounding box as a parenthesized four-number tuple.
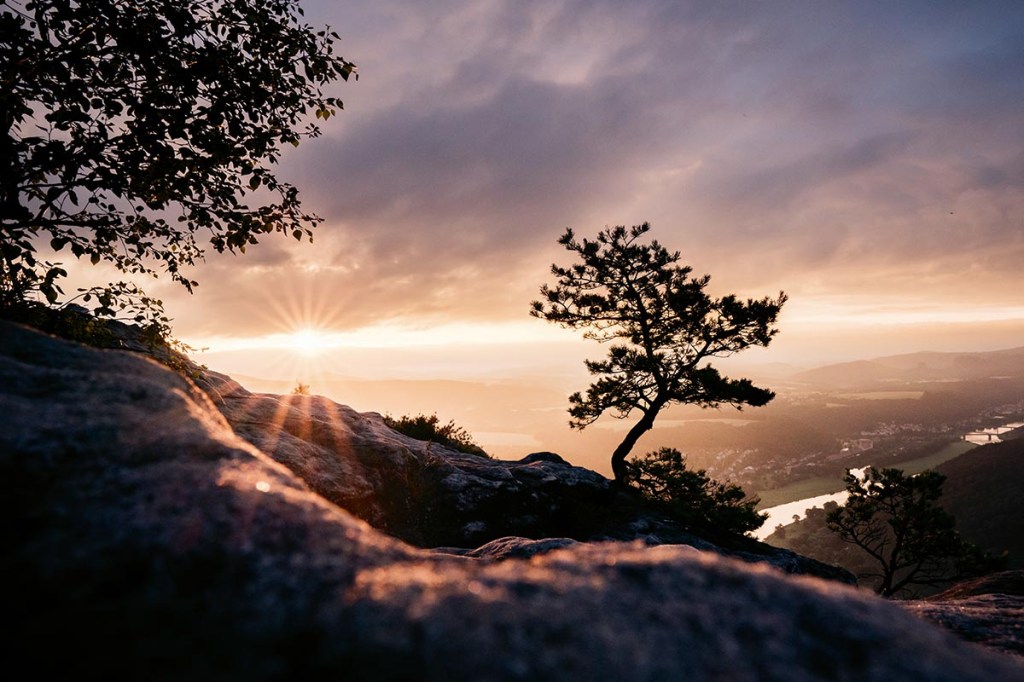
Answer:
(384, 413, 489, 458)
(625, 447, 765, 535)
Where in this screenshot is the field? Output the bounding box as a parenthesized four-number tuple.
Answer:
(755, 440, 978, 509)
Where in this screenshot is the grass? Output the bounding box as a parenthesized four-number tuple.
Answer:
(756, 473, 849, 509)
(896, 440, 977, 475)
(755, 440, 978, 509)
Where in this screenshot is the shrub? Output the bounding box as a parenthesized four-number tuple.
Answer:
(625, 447, 765, 535)
(384, 413, 489, 458)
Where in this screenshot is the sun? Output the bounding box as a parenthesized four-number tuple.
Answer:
(289, 328, 331, 355)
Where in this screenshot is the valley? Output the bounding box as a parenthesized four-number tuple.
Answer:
(218, 346, 1024, 507)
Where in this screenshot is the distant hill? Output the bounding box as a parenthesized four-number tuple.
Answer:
(937, 438, 1024, 568)
(793, 346, 1024, 389)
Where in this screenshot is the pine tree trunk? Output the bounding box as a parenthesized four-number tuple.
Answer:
(878, 570, 895, 597)
(610, 406, 662, 484)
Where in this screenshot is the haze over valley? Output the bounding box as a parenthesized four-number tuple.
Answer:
(203, 344, 1024, 501)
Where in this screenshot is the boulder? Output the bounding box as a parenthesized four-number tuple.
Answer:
(3, 320, 1023, 680)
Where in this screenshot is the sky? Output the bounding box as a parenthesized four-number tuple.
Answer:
(128, 1, 1023, 383)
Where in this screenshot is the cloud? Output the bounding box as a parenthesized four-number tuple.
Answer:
(158, 0, 1024, 340)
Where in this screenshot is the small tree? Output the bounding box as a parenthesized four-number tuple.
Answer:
(291, 381, 311, 396)
(826, 467, 988, 597)
(626, 447, 765, 535)
(531, 223, 786, 483)
(1, 0, 355, 323)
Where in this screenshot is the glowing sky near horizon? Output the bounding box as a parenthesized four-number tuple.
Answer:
(96, 0, 1023, 373)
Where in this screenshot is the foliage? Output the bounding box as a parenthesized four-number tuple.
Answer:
(1, 0, 355, 322)
(626, 447, 765, 535)
(531, 223, 786, 482)
(826, 467, 994, 597)
(384, 413, 489, 458)
(291, 381, 310, 396)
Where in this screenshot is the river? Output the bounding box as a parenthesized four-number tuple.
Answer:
(751, 423, 1023, 541)
(752, 471, 861, 541)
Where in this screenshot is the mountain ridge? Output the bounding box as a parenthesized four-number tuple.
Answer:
(793, 346, 1024, 389)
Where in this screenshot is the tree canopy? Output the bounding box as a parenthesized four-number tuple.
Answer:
(826, 467, 991, 597)
(1, 0, 355, 322)
(531, 223, 786, 483)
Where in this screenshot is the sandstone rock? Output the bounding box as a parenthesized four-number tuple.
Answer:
(903, 571, 1024, 658)
(446, 536, 580, 560)
(3, 320, 1024, 680)
(197, 370, 853, 582)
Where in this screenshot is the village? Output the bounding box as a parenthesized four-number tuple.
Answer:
(698, 398, 1024, 494)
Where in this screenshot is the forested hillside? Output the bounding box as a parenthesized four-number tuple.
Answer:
(937, 438, 1024, 568)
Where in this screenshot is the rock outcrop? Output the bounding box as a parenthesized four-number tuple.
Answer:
(200, 369, 615, 546)
(4, 320, 1024, 680)
(198, 370, 852, 582)
(903, 572, 1024, 658)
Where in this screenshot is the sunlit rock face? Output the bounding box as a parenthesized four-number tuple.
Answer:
(200, 370, 616, 546)
(199, 371, 852, 582)
(4, 320, 1023, 680)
